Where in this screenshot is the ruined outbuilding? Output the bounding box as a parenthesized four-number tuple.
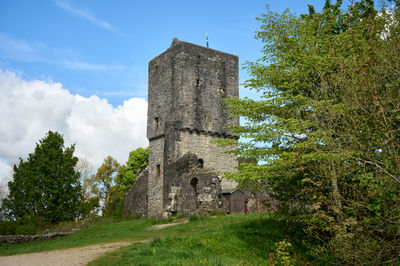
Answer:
(124, 39, 265, 219)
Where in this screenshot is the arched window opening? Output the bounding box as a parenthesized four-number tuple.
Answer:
(197, 159, 204, 169)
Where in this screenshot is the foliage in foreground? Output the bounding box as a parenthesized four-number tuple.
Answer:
(1, 131, 83, 224)
(222, 0, 400, 264)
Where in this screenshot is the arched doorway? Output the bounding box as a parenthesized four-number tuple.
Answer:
(190, 177, 198, 193)
(186, 177, 199, 215)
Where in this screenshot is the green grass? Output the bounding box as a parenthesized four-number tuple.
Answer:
(89, 214, 312, 265)
(0, 217, 158, 255)
(0, 213, 313, 265)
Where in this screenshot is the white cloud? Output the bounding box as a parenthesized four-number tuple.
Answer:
(54, 0, 124, 36)
(0, 70, 148, 185)
(66, 95, 148, 166)
(0, 160, 12, 198)
(0, 71, 74, 163)
(0, 160, 12, 182)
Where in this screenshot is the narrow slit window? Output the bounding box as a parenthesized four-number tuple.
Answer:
(155, 117, 159, 130)
(156, 164, 161, 177)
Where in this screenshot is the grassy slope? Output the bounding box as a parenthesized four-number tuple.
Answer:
(0, 218, 157, 255)
(0, 214, 311, 264)
(89, 214, 311, 265)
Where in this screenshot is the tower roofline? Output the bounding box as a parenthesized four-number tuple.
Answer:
(149, 38, 238, 65)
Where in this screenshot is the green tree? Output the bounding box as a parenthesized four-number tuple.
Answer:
(2, 131, 83, 223)
(75, 157, 100, 219)
(224, 0, 399, 264)
(75, 157, 94, 199)
(116, 147, 148, 190)
(84, 156, 120, 214)
(105, 147, 148, 217)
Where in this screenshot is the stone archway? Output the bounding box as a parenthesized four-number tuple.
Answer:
(185, 177, 199, 215)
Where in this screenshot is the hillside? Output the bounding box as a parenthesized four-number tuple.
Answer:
(0, 214, 316, 265)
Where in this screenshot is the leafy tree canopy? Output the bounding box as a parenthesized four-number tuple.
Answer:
(84, 156, 120, 207)
(2, 131, 83, 223)
(116, 147, 149, 189)
(223, 0, 399, 263)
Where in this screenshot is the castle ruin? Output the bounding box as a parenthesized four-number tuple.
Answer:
(124, 39, 268, 219)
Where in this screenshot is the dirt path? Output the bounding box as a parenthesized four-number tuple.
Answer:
(148, 219, 188, 230)
(0, 241, 144, 266)
(0, 221, 188, 266)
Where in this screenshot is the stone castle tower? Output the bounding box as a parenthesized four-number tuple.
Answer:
(124, 38, 240, 219)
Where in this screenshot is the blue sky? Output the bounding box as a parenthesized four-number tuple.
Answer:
(0, 0, 336, 185)
(0, 0, 330, 105)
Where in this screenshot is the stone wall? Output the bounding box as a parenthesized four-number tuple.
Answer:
(162, 153, 223, 218)
(123, 168, 149, 217)
(163, 152, 202, 212)
(175, 172, 222, 216)
(246, 190, 276, 213)
(177, 129, 238, 173)
(147, 137, 165, 218)
(177, 129, 238, 192)
(0, 230, 78, 244)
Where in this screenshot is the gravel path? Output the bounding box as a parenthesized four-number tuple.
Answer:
(0, 221, 188, 266)
(148, 220, 188, 230)
(0, 241, 141, 266)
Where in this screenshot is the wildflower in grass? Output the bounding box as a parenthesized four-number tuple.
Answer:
(199, 258, 208, 264)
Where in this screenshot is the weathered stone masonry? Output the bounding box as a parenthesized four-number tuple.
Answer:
(124, 38, 241, 219)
